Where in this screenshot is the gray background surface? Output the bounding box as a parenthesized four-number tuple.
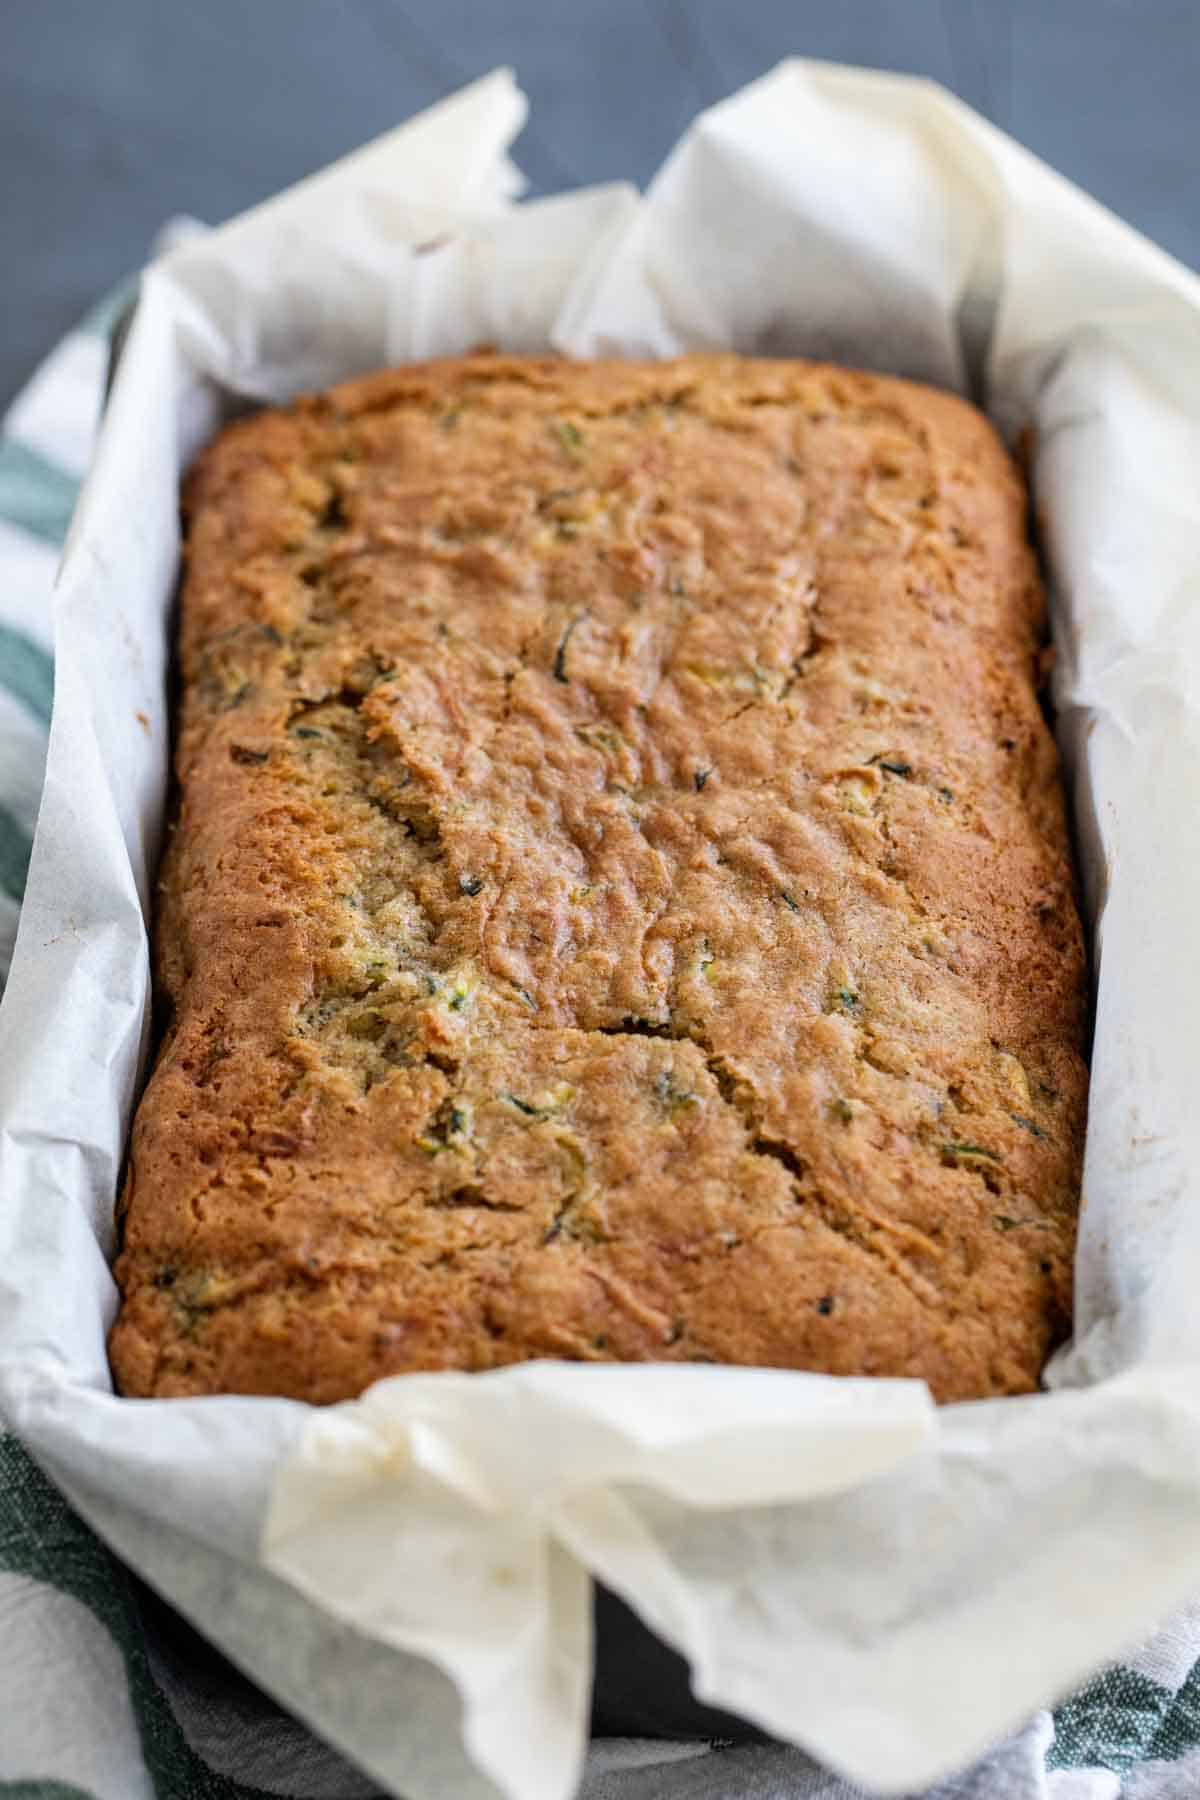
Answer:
(4, 0, 1198, 409)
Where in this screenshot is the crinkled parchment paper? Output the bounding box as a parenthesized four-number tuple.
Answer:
(3, 59, 1200, 1800)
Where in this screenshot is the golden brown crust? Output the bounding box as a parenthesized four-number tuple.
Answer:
(108, 353, 1088, 1406)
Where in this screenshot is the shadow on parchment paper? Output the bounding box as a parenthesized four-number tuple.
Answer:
(135, 1579, 764, 1796)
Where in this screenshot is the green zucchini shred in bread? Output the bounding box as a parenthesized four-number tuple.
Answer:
(108, 353, 1088, 1405)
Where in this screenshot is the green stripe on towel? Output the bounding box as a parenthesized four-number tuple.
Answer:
(1050, 1664, 1176, 1773)
(0, 623, 54, 724)
(0, 800, 34, 902)
(1146, 1655, 1200, 1761)
(0, 1783, 100, 1798)
(0, 440, 80, 548)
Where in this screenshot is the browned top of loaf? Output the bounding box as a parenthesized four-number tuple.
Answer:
(108, 353, 1088, 1406)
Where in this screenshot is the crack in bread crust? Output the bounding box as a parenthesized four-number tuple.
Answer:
(108, 353, 1087, 1407)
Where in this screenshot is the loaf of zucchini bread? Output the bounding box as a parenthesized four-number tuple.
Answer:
(108, 353, 1088, 1405)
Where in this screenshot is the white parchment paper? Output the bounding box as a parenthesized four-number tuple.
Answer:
(3, 58, 1200, 1800)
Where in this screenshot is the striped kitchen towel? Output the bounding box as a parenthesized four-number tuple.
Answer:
(2, 281, 1200, 1800)
(0, 285, 137, 983)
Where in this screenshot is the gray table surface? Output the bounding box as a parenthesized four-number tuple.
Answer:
(4, 0, 1198, 412)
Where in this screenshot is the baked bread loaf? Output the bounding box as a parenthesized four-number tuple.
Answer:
(109, 353, 1088, 1406)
